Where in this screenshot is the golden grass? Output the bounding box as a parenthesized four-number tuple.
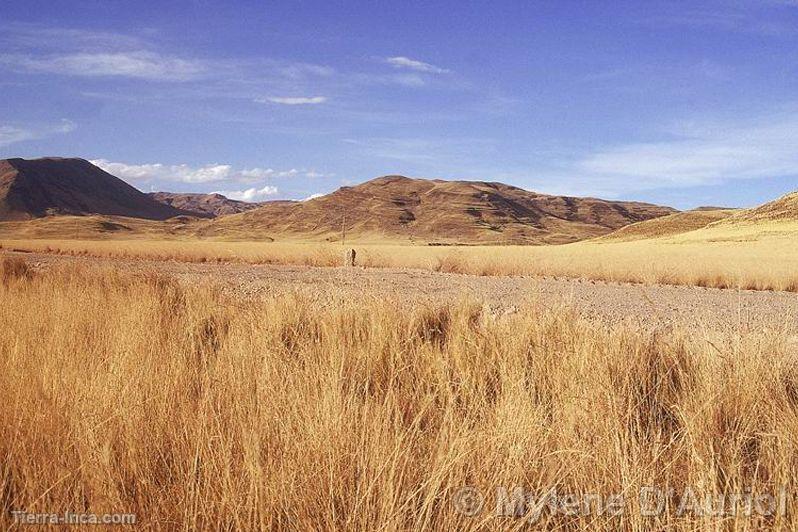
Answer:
(0, 215, 201, 240)
(4, 217, 798, 292)
(1, 259, 798, 529)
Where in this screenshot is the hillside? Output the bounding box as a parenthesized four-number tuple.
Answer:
(0, 157, 186, 221)
(598, 208, 738, 242)
(205, 175, 676, 244)
(720, 191, 798, 223)
(646, 191, 798, 245)
(148, 192, 263, 217)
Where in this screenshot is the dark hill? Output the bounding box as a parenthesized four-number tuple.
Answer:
(0, 157, 186, 221)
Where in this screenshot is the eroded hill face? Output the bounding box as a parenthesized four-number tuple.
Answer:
(148, 192, 262, 218)
(206, 175, 676, 244)
(0, 158, 186, 221)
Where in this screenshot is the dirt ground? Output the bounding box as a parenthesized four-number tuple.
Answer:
(7, 249, 798, 332)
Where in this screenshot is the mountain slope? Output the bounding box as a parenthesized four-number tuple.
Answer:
(148, 192, 262, 217)
(720, 191, 798, 223)
(653, 190, 798, 244)
(0, 157, 186, 221)
(597, 208, 738, 242)
(206, 175, 676, 244)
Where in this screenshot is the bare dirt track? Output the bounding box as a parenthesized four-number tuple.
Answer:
(7, 250, 798, 332)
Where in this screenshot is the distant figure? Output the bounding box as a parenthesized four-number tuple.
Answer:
(344, 248, 356, 267)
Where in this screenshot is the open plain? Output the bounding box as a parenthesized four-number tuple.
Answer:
(6, 248, 798, 332)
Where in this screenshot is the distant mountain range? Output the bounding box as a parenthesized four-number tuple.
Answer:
(148, 192, 265, 217)
(0, 157, 681, 244)
(206, 175, 676, 244)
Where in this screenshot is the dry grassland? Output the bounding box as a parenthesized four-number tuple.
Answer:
(1, 257, 798, 529)
(3, 219, 798, 292)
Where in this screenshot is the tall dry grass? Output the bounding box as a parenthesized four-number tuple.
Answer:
(1, 259, 798, 529)
(4, 231, 798, 293)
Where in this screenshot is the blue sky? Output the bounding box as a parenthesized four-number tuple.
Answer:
(1, 0, 798, 208)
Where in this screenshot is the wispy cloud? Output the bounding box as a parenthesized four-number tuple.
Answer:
(256, 96, 328, 105)
(386, 56, 449, 74)
(388, 73, 427, 87)
(0, 126, 35, 148)
(2, 51, 205, 81)
(642, 3, 798, 38)
(1, 24, 339, 88)
(1, 23, 464, 114)
(0, 24, 206, 82)
(214, 185, 279, 201)
(277, 63, 335, 78)
(304, 171, 330, 178)
(577, 113, 798, 187)
(343, 136, 495, 165)
(0, 119, 75, 147)
(531, 108, 798, 197)
(0, 24, 145, 52)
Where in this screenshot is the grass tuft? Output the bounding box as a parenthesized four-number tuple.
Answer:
(0, 257, 32, 285)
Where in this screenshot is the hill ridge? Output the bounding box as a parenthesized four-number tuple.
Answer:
(205, 175, 676, 244)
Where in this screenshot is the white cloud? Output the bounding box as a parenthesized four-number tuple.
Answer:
(302, 193, 324, 201)
(171, 164, 234, 183)
(256, 96, 328, 105)
(91, 160, 236, 183)
(91, 159, 321, 185)
(216, 185, 279, 201)
(2, 51, 205, 81)
(386, 56, 449, 74)
(0, 119, 75, 147)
